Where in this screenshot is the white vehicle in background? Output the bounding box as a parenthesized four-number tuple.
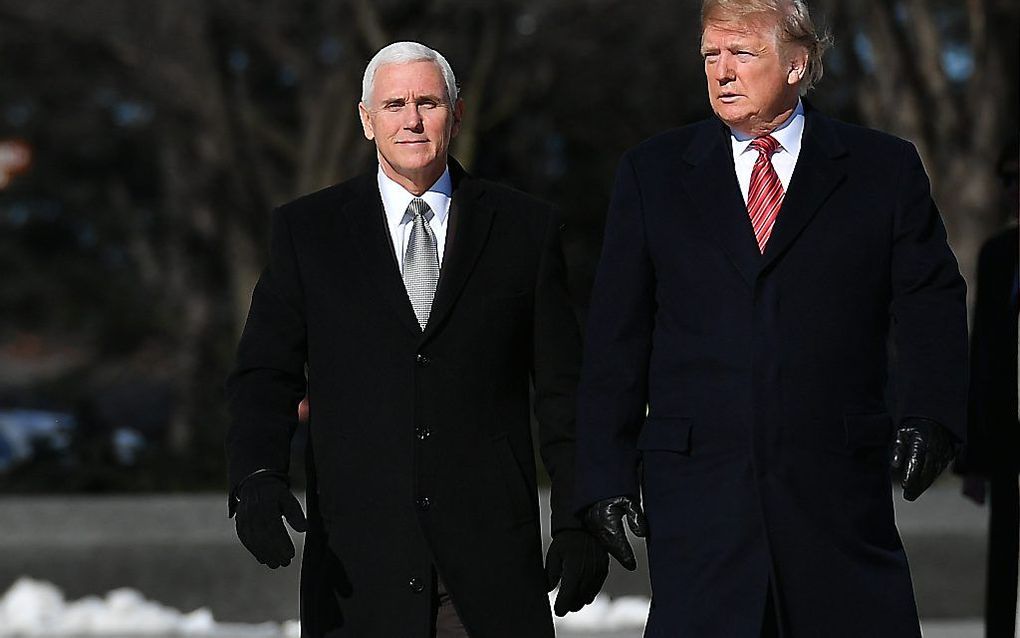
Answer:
(0, 409, 75, 472)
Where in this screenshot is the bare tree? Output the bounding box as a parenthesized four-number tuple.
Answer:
(0, 0, 563, 465)
(0, 0, 1013, 478)
(818, 0, 1019, 289)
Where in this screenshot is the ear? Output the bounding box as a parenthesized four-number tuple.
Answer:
(786, 46, 809, 86)
(358, 102, 375, 141)
(450, 98, 464, 138)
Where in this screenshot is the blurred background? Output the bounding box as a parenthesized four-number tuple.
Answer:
(0, 0, 1016, 635)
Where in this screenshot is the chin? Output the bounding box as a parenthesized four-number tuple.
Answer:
(712, 104, 751, 129)
(396, 150, 438, 171)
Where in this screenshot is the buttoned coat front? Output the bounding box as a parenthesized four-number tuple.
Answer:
(226, 163, 581, 637)
(574, 106, 968, 638)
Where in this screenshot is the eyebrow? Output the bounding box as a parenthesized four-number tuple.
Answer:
(379, 94, 445, 105)
(701, 40, 759, 55)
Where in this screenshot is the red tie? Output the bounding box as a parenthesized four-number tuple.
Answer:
(746, 135, 784, 253)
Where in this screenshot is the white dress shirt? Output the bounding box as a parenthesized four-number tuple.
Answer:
(729, 99, 805, 205)
(377, 166, 453, 274)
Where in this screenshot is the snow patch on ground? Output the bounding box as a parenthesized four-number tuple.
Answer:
(0, 578, 649, 635)
(0, 578, 217, 635)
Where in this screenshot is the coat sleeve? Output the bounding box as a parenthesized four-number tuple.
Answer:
(532, 210, 585, 534)
(888, 141, 968, 441)
(225, 207, 308, 511)
(573, 151, 656, 511)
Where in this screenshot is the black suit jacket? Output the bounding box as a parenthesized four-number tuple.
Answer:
(226, 161, 581, 638)
(575, 105, 968, 637)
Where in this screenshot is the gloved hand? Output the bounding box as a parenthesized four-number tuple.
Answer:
(891, 418, 957, 501)
(545, 529, 609, 616)
(233, 473, 307, 568)
(582, 495, 647, 571)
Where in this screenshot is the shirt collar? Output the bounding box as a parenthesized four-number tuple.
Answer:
(730, 98, 805, 158)
(377, 165, 453, 228)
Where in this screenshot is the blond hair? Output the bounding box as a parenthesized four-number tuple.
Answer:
(701, 0, 832, 94)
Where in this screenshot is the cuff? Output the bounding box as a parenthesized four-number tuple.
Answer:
(227, 468, 290, 517)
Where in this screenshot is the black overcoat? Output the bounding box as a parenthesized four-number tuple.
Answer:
(574, 106, 968, 637)
(226, 162, 582, 637)
(965, 227, 1019, 475)
(964, 226, 1018, 636)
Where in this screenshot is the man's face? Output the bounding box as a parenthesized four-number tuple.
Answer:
(701, 16, 805, 135)
(359, 61, 462, 185)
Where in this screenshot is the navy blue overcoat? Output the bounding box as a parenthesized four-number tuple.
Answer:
(575, 105, 968, 638)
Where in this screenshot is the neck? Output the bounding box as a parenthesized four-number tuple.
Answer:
(379, 156, 445, 197)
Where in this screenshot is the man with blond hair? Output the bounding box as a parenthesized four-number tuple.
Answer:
(575, 1, 967, 636)
(226, 41, 607, 637)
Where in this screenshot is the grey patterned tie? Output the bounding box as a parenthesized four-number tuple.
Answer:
(401, 197, 440, 330)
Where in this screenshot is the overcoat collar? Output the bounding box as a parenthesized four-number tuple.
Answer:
(678, 101, 847, 286)
(342, 158, 494, 342)
(423, 159, 494, 341)
(760, 102, 847, 272)
(343, 172, 421, 334)
(678, 120, 762, 287)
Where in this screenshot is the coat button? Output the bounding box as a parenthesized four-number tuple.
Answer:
(409, 577, 424, 593)
(416, 425, 431, 441)
(417, 496, 431, 510)
(415, 353, 430, 367)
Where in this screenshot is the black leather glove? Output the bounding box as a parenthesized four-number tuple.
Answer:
(582, 495, 647, 571)
(891, 418, 957, 502)
(545, 529, 609, 616)
(233, 473, 307, 568)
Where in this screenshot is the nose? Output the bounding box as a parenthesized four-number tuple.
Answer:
(713, 52, 735, 84)
(403, 105, 424, 132)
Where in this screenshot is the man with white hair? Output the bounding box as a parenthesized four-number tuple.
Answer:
(575, 1, 968, 636)
(226, 41, 607, 637)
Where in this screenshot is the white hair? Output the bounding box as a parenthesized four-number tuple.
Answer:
(361, 41, 459, 105)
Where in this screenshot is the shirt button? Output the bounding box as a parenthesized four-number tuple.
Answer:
(415, 353, 431, 367)
(416, 425, 431, 441)
(409, 577, 424, 593)
(417, 496, 431, 510)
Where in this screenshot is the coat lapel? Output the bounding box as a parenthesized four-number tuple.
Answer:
(678, 120, 762, 287)
(344, 174, 422, 335)
(422, 160, 494, 342)
(760, 106, 847, 271)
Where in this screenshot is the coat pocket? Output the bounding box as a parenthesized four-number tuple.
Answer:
(637, 416, 693, 453)
(484, 290, 530, 314)
(843, 412, 894, 449)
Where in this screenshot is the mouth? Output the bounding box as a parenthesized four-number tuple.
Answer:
(396, 140, 429, 145)
(717, 94, 742, 103)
